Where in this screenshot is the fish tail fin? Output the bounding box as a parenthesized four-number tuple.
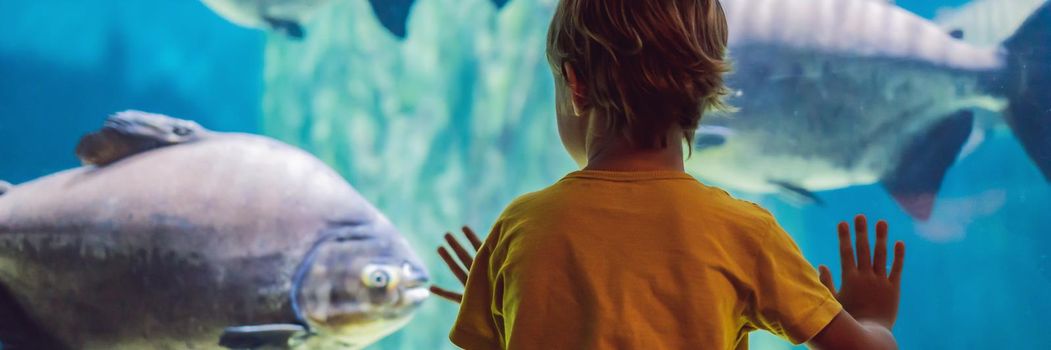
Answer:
(1001, 1, 1051, 181)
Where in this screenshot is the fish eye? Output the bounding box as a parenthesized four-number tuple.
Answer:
(172, 126, 192, 136)
(367, 270, 391, 288)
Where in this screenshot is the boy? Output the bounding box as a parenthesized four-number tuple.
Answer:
(432, 0, 906, 348)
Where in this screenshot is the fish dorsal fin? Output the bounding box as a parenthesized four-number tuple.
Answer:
(491, 0, 510, 9)
(694, 125, 733, 150)
(882, 111, 974, 220)
(75, 130, 129, 166)
(75, 111, 207, 166)
(368, 0, 415, 39)
(219, 324, 309, 349)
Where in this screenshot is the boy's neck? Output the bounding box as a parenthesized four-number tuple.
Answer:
(583, 131, 685, 173)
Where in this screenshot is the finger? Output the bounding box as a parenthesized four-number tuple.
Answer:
(873, 220, 889, 277)
(462, 226, 483, 251)
(889, 241, 906, 286)
(819, 265, 836, 296)
(438, 247, 468, 284)
(854, 215, 872, 270)
(429, 285, 463, 303)
(445, 233, 474, 269)
(837, 222, 856, 271)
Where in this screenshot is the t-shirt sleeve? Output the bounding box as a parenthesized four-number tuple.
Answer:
(747, 218, 842, 344)
(449, 223, 504, 350)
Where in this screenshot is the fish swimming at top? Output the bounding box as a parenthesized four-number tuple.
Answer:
(202, 0, 514, 39)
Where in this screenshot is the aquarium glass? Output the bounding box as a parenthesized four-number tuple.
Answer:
(1, 0, 1049, 349)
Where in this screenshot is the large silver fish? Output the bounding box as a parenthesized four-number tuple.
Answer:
(689, 0, 1051, 219)
(0, 111, 429, 349)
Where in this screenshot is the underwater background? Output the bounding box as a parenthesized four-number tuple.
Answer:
(1, 0, 1049, 349)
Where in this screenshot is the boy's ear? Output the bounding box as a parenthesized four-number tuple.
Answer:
(563, 62, 587, 116)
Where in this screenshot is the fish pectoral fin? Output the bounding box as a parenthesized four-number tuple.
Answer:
(694, 133, 727, 150)
(263, 17, 305, 39)
(0, 281, 67, 350)
(949, 28, 964, 39)
(768, 180, 825, 206)
(219, 324, 308, 349)
(882, 110, 975, 221)
(694, 126, 733, 150)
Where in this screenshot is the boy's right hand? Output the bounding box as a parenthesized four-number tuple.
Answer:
(819, 215, 905, 330)
(429, 226, 483, 304)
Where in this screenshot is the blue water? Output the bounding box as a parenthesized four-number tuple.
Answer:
(1, 0, 1049, 349)
(0, 0, 264, 184)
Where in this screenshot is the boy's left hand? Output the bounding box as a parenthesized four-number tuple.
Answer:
(819, 215, 904, 330)
(430, 226, 482, 303)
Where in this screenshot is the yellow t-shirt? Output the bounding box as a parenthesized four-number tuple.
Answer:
(450, 170, 841, 349)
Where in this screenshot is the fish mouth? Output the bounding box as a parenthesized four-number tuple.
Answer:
(299, 269, 430, 327)
(309, 285, 428, 328)
(402, 285, 431, 306)
(400, 264, 431, 305)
